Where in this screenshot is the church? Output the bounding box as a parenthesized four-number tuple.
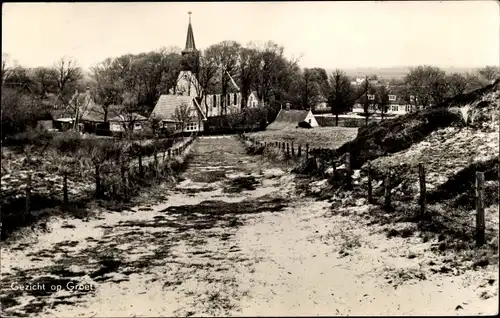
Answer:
(150, 12, 261, 133)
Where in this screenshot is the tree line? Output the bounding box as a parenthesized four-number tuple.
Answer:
(2, 44, 499, 134)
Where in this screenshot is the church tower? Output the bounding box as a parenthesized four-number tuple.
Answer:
(181, 11, 200, 74)
(173, 12, 201, 97)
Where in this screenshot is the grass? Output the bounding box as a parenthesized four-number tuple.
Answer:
(246, 126, 358, 150)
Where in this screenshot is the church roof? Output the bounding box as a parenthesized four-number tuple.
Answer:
(183, 13, 196, 52)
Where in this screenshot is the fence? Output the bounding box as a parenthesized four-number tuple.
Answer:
(240, 133, 492, 247)
(9, 136, 197, 223)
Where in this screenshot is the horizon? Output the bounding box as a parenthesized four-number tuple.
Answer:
(2, 1, 499, 72)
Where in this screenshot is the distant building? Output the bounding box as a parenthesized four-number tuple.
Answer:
(352, 93, 423, 116)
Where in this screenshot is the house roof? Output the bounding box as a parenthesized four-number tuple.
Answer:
(266, 109, 312, 130)
(151, 95, 207, 121)
(109, 113, 148, 122)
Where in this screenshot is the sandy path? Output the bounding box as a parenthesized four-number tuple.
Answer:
(1, 136, 498, 317)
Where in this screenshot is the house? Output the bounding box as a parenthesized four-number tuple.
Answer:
(108, 113, 148, 132)
(313, 95, 329, 112)
(352, 93, 423, 116)
(266, 107, 319, 130)
(150, 13, 262, 132)
(151, 95, 207, 133)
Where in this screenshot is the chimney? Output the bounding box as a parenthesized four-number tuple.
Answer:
(285, 102, 291, 111)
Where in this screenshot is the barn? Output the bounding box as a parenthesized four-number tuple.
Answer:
(266, 109, 319, 130)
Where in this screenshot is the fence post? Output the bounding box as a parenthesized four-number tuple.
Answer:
(25, 173, 32, 218)
(418, 163, 426, 219)
(367, 163, 373, 203)
(63, 173, 69, 206)
(95, 165, 100, 198)
(124, 171, 129, 201)
(306, 143, 309, 159)
(139, 154, 143, 176)
(291, 142, 295, 156)
(298, 145, 302, 157)
(384, 173, 391, 209)
(345, 152, 351, 176)
(476, 171, 485, 246)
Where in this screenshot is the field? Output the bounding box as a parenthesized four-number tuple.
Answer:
(247, 127, 359, 150)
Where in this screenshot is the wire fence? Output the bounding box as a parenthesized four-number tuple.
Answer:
(3, 135, 198, 224)
(241, 133, 494, 246)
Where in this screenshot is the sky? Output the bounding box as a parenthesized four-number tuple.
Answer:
(2, 1, 499, 72)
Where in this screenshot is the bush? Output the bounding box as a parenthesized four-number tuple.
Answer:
(298, 121, 312, 129)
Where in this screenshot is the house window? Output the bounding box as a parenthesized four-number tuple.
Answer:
(253, 102, 256, 107)
(368, 94, 375, 100)
(186, 122, 197, 131)
(389, 95, 396, 101)
(405, 105, 412, 112)
(134, 122, 142, 130)
(391, 105, 398, 111)
(234, 93, 238, 105)
(213, 95, 217, 108)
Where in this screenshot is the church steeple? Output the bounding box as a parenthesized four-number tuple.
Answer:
(181, 11, 199, 74)
(183, 11, 196, 53)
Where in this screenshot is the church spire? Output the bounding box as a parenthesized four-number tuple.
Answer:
(184, 11, 196, 52)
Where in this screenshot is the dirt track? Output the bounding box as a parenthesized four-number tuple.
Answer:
(1, 136, 498, 316)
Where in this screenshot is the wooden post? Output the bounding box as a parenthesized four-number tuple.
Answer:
(291, 142, 295, 156)
(95, 165, 100, 198)
(139, 154, 143, 176)
(124, 171, 129, 201)
(476, 171, 485, 246)
(384, 174, 391, 209)
(298, 145, 302, 157)
(25, 173, 32, 217)
(63, 173, 68, 206)
(367, 163, 373, 203)
(345, 153, 351, 176)
(418, 163, 426, 218)
(306, 143, 309, 159)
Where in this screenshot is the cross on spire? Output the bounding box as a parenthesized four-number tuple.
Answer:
(188, 11, 192, 23)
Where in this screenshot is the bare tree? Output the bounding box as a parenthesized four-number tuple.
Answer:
(172, 102, 195, 137)
(52, 57, 83, 106)
(205, 41, 241, 115)
(359, 76, 376, 125)
(376, 85, 390, 120)
(328, 69, 354, 126)
(446, 72, 470, 96)
(1, 53, 14, 88)
(33, 67, 58, 98)
(91, 58, 124, 122)
(404, 65, 447, 108)
(477, 66, 500, 82)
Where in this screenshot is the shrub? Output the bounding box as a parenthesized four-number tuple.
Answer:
(298, 121, 312, 129)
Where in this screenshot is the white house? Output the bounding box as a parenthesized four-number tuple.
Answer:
(109, 113, 148, 132)
(151, 95, 207, 133)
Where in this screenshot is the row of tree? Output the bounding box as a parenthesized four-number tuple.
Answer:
(2, 46, 499, 128)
